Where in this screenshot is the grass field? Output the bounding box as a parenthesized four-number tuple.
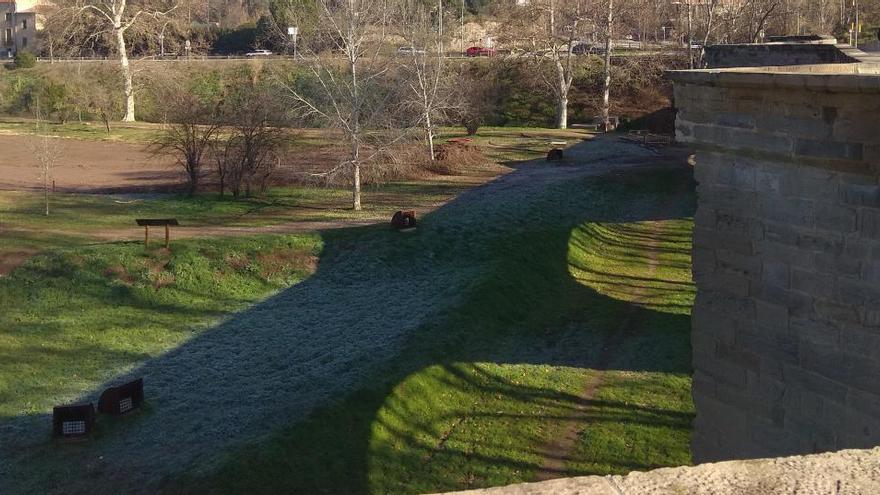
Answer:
(1, 130, 696, 493)
(0, 122, 586, 260)
(0, 234, 322, 419)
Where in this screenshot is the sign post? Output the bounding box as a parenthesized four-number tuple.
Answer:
(288, 26, 299, 59)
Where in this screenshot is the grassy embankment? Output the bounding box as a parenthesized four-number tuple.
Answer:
(166, 168, 697, 494)
(1, 124, 694, 493)
(0, 124, 589, 419)
(0, 234, 322, 418)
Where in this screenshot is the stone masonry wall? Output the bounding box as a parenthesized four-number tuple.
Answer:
(704, 43, 857, 68)
(670, 68, 880, 462)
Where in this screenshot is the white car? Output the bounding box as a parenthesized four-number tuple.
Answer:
(246, 49, 273, 57)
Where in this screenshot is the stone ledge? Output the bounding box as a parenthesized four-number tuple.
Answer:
(667, 65, 880, 93)
(436, 447, 880, 494)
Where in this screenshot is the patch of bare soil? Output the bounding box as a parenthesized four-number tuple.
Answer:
(0, 134, 182, 193)
(0, 248, 37, 276)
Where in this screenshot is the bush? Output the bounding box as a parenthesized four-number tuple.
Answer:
(14, 52, 36, 69)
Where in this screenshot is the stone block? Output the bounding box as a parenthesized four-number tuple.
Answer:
(755, 300, 790, 330)
(838, 182, 880, 207)
(761, 259, 790, 288)
(791, 317, 841, 348)
(860, 209, 880, 239)
(694, 349, 748, 388)
(761, 197, 814, 228)
(839, 324, 880, 358)
(715, 211, 764, 240)
(796, 232, 845, 255)
(763, 222, 802, 246)
(694, 226, 754, 255)
(703, 270, 751, 298)
(752, 284, 814, 318)
(795, 139, 864, 161)
(716, 248, 762, 278)
(755, 168, 782, 193)
(813, 299, 862, 324)
(783, 365, 848, 404)
(791, 268, 836, 299)
(716, 341, 761, 371)
(846, 387, 880, 420)
(800, 341, 880, 396)
(691, 304, 737, 344)
(696, 289, 756, 321)
(836, 278, 880, 307)
(815, 204, 858, 233)
(815, 253, 862, 277)
(717, 112, 756, 129)
(756, 114, 832, 140)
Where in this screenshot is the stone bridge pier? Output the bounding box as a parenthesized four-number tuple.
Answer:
(670, 65, 880, 462)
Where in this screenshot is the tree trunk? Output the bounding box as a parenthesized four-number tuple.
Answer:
(348, 4, 362, 212)
(44, 165, 49, 216)
(352, 159, 361, 211)
(425, 110, 435, 161)
(556, 94, 568, 130)
(116, 26, 136, 122)
(554, 61, 569, 129)
(601, 0, 613, 132)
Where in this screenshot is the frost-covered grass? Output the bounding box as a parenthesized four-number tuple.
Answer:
(167, 164, 697, 494)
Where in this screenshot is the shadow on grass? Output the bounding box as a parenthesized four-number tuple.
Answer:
(0, 140, 696, 494)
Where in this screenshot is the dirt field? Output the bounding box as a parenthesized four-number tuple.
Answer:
(0, 133, 180, 192)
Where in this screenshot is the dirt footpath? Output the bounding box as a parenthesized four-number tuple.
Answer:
(0, 134, 179, 192)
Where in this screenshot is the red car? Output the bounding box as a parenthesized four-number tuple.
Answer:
(465, 46, 497, 57)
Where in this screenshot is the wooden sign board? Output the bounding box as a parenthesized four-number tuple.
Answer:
(135, 219, 179, 248)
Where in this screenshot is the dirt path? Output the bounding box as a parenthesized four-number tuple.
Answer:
(534, 175, 692, 481)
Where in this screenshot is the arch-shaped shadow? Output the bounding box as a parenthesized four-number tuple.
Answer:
(0, 138, 697, 494)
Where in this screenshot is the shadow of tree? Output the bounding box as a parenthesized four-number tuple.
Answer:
(0, 139, 697, 494)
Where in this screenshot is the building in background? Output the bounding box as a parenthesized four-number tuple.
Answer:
(1, 0, 37, 58)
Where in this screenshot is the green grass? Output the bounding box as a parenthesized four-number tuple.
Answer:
(165, 168, 696, 494)
(0, 234, 321, 418)
(1, 130, 691, 493)
(0, 181, 477, 258)
(436, 126, 594, 163)
(0, 120, 163, 143)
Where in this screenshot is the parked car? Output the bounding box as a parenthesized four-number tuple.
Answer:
(465, 46, 497, 57)
(246, 49, 273, 57)
(397, 46, 427, 55)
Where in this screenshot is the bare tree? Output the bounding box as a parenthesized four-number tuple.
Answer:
(149, 88, 222, 195)
(398, 3, 458, 161)
(505, 0, 584, 129)
(212, 86, 286, 199)
(29, 105, 63, 216)
(275, 0, 404, 210)
(50, 0, 177, 122)
(601, 0, 613, 131)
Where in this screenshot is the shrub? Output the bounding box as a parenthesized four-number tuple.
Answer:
(14, 52, 36, 69)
